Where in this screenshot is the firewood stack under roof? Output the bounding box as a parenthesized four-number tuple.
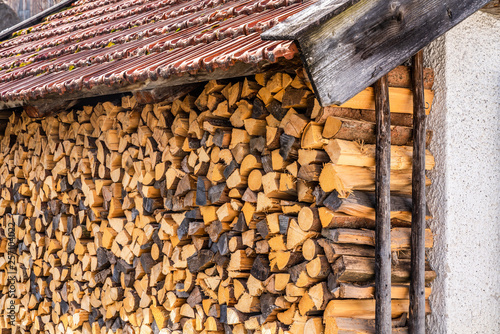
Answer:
(0, 65, 436, 333)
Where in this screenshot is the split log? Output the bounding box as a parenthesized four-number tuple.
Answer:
(0, 66, 436, 334)
(324, 298, 430, 319)
(324, 317, 411, 334)
(332, 255, 436, 284)
(322, 190, 431, 222)
(319, 116, 432, 146)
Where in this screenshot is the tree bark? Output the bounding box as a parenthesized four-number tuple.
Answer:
(409, 50, 427, 334)
(374, 74, 392, 333)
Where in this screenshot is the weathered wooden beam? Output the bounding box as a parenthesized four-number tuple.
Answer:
(409, 50, 427, 334)
(133, 84, 200, 105)
(374, 74, 392, 333)
(17, 70, 254, 118)
(24, 99, 78, 118)
(259, 0, 361, 40)
(0, 109, 15, 121)
(262, 0, 491, 106)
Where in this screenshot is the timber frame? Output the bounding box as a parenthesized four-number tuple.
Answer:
(263, 0, 492, 332)
(262, 0, 492, 107)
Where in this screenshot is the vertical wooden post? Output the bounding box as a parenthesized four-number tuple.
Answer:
(374, 74, 392, 333)
(409, 50, 426, 334)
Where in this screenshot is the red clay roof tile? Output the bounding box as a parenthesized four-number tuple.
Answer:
(0, 0, 314, 107)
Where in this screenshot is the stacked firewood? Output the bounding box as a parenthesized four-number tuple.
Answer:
(0, 66, 436, 334)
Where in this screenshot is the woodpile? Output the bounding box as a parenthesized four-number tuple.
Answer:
(0, 65, 435, 334)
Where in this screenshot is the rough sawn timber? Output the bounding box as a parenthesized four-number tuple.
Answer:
(374, 75, 392, 333)
(262, 0, 491, 106)
(258, 0, 362, 40)
(409, 50, 427, 334)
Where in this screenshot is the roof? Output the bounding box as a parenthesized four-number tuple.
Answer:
(0, 0, 313, 110)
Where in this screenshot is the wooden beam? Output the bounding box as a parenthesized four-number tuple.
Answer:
(19, 84, 197, 118)
(24, 99, 78, 118)
(262, 0, 491, 106)
(409, 50, 427, 334)
(374, 74, 391, 333)
(133, 84, 200, 105)
(259, 0, 362, 40)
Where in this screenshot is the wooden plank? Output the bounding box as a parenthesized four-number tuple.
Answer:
(260, 0, 361, 40)
(324, 317, 413, 333)
(386, 66, 435, 90)
(262, 0, 490, 106)
(133, 84, 199, 105)
(374, 74, 392, 333)
(409, 51, 427, 334)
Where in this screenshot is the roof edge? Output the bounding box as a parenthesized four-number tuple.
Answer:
(0, 55, 302, 115)
(0, 0, 77, 41)
(261, 0, 360, 40)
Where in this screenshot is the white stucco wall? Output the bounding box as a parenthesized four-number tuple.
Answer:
(424, 11, 500, 334)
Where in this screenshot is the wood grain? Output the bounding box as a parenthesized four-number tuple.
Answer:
(260, 0, 361, 40)
(409, 50, 427, 334)
(263, 0, 490, 106)
(374, 75, 392, 333)
(0, 67, 437, 333)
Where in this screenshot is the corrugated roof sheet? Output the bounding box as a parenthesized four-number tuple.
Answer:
(0, 0, 314, 107)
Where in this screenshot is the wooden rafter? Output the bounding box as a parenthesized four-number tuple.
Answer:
(262, 0, 491, 106)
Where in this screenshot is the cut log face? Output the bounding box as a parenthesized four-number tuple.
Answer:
(0, 66, 435, 334)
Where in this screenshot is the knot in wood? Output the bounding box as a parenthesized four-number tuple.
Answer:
(390, 1, 405, 23)
(390, 1, 402, 11)
(24, 105, 42, 118)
